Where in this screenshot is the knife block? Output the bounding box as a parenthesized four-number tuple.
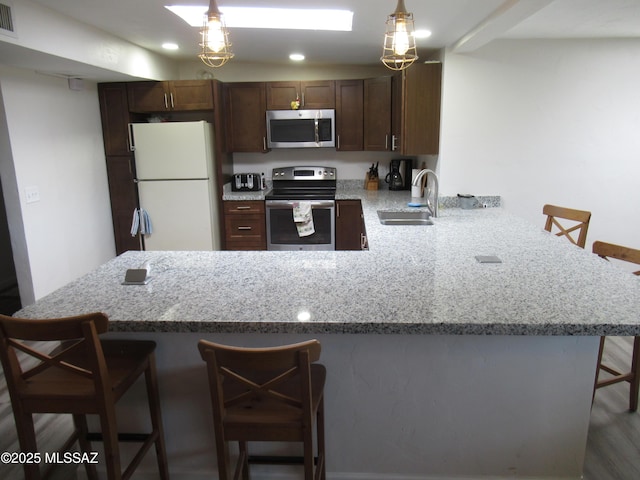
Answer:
(364, 173, 379, 190)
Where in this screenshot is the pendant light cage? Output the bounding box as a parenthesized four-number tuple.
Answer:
(381, 1, 418, 71)
(199, 0, 234, 68)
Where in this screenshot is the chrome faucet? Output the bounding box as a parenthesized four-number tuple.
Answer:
(411, 169, 439, 218)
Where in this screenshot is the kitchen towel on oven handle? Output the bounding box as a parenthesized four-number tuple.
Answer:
(292, 201, 315, 237)
(130, 208, 153, 236)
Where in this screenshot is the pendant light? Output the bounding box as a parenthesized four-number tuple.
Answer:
(381, 0, 418, 71)
(199, 0, 234, 68)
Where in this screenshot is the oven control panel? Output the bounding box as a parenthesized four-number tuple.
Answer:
(272, 166, 336, 181)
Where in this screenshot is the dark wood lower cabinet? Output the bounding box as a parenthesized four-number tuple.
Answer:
(336, 200, 367, 250)
(224, 201, 266, 250)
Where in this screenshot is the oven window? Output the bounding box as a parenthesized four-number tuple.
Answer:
(268, 207, 333, 245)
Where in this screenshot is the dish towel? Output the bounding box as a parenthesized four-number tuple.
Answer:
(130, 208, 153, 236)
(292, 201, 315, 237)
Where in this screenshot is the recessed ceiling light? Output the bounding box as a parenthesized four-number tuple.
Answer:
(414, 29, 432, 39)
(165, 6, 353, 31)
(289, 53, 305, 62)
(162, 42, 179, 50)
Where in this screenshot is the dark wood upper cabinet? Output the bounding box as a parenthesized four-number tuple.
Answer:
(127, 80, 214, 112)
(266, 81, 335, 110)
(223, 82, 268, 153)
(363, 76, 392, 151)
(363, 63, 442, 154)
(393, 62, 442, 155)
(98, 83, 132, 156)
(335, 80, 364, 151)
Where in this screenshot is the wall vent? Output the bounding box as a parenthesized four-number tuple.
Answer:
(0, 1, 16, 37)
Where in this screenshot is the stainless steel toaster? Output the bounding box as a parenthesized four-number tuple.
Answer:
(231, 173, 262, 191)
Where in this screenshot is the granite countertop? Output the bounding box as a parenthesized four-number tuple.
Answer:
(16, 184, 640, 336)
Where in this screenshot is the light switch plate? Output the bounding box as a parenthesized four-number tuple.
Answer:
(24, 186, 40, 203)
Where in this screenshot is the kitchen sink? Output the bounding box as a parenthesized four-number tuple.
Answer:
(377, 210, 434, 226)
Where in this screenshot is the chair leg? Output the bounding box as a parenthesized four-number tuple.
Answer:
(592, 336, 606, 405)
(303, 419, 315, 480)
(98, 403, 122, 480)
(239, 441, 249, 480)
(73, 414, 98, 480)
(317, 397, 326, 480)
(14, 411, 40, 480)
(215, 434, 230, 480)
(629, 336, 640, 412)
(144, 355, 170, 479)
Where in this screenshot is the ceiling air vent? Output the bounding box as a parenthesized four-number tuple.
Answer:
(0, 1, 16, 37)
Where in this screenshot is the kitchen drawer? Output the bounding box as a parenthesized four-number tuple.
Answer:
(224, 201, 266, 250)
(224, 201, 265, 215)
(225, 215, 266, 250)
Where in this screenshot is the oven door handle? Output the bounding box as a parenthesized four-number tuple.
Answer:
(266, 200, 335, 208)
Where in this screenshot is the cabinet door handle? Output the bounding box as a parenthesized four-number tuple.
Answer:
(237, 226, 253, 230)
(235, 206, 251, 210)
(170, 93, 175, 109)
(127, 123, 135, 151)
(385, 134, 389, 150)
(337, 135, 340, 150)
(391, 134, 398, 151)
(301, 92, 305, 107)
(263, 137, 267, 151)
(164, 93, 169, 110)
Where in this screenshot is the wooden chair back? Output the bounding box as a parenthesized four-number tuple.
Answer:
(543, 204, 591, 248)
(0, 312, 111, 410)
(198, 339, 321, 419)
(198, 339, 326, 480)
(592, 241, 640, 411)
(593, 241, 640, 275)
(0, 312, 169, 480)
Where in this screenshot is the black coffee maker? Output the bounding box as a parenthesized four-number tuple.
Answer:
(385, 159, 413, 190)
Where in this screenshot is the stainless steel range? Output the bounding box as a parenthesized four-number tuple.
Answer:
(265, 166, 336, 251)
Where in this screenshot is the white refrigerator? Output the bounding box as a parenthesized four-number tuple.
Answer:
(130, 121, 220, 251)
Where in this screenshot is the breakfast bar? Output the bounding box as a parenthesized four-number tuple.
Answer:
(15, 189, 640, 479)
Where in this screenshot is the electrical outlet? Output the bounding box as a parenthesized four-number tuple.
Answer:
(25, 186, 40, 204)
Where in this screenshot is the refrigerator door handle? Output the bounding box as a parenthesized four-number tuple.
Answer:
(128, 123, 136, 152)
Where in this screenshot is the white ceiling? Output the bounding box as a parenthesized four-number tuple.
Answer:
(17, 0, 640, 73)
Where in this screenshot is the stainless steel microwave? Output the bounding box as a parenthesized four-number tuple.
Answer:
(266, 109, 335, 148)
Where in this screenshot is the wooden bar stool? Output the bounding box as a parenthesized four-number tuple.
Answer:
(0, 312, 170, 480)
(198, 339, 326, 480)
(592, 241, 640, 411)
(543, 204, 591, 248)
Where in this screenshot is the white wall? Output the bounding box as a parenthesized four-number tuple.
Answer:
(0, 66, 115, 305)
(440, 39, 640, 250)
(2, 0, 176, 81)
